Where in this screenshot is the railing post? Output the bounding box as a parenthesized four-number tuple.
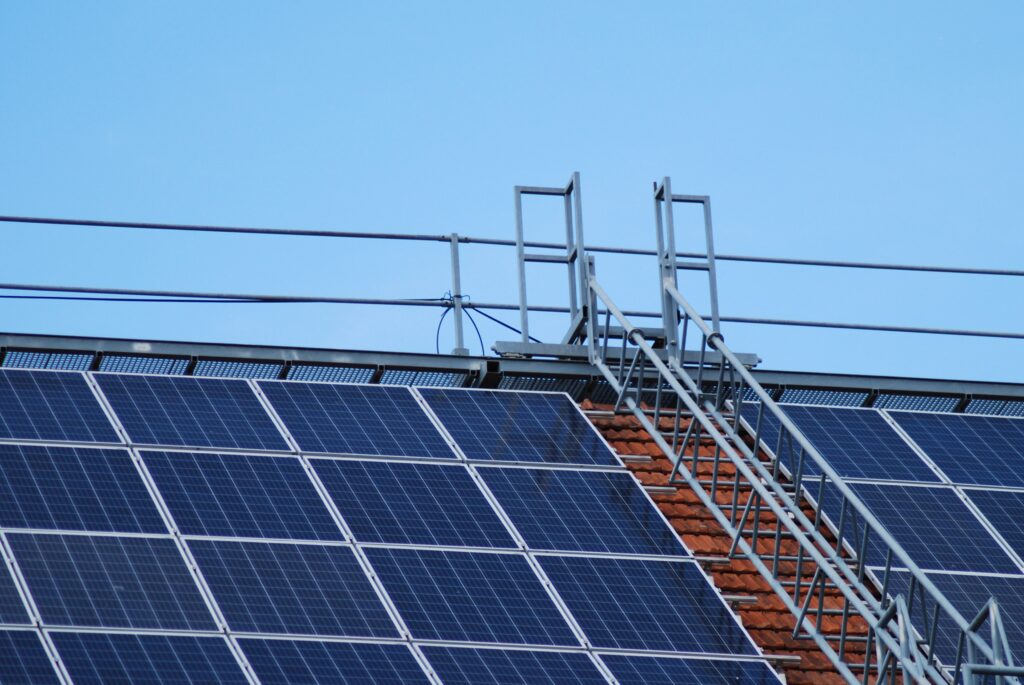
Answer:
(449, 233, 468, 355)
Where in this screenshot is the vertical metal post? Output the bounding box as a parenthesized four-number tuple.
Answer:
(449, 233, 469, 355)
(513, 188, 530, 343)
(564, 184, 578, 322)
(701, 199, 721, 333)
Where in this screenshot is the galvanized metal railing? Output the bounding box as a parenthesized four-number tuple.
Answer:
(582, 271, 1022, 684)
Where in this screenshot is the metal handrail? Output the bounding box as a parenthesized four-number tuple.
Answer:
(584, 273, 1023, 684)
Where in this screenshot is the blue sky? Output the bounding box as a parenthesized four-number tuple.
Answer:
(1, 3, 1022, 381)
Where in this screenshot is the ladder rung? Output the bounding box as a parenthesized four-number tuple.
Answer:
(525, 253, 570, 264)
(676, 262, 711, 271)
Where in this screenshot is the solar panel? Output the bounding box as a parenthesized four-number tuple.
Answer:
(741, 404, 938, 482)
(94, 373, 289, 451)
(258, 381, 455, 459)
(239, 639, 431, 684)
(364, 548, 578, 646)
(888, 411, 1024, 487)
(0, 445, 165, 533)
(601, 654, 781, 684)
(0, 630, 60, 684)
(0, 565, 29, 624)
(479, 467, 687, 556)
(421, 646, 607, 684)
(8, 533, 215, 630)
(821, 483, 1018, 573)
(419, 389, 617, 465)
(187, 539, 398, 637)
(886, 571, 1024, 666)
(52, 632, 248, 684)
(538, 556, 757, 654)
(142, 451, 342, 541)
(312, 459, 515, 548)
(962, 489, 1024, 560)
(0, 369, 119, 443)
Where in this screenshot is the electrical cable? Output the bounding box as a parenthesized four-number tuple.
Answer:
(469, 306, 544, 343)
(463, 308, 486, 356)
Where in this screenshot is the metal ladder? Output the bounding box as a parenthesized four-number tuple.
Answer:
(563, 176, 1022, 684)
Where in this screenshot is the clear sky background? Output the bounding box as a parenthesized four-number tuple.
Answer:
(1, 3, 1022, 382)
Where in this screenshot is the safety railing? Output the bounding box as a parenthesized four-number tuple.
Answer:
(583, 271, 1022, 684)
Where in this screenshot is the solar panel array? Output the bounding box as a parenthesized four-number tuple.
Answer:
(0, 370, 777, 684)
(751, 400, 1024, 671)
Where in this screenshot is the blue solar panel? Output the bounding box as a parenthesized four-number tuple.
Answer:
(0, 445, 165, 533)
(539, 556, 757, 654)
(0, 370, 119, 443)
(312, 459, 515, 548)
(143, 451, 342, 541)
(0, 565, 29, 624)
(479, 467, 687, 556)
(52, 632, 248, 684)
(963, 489, 1024, 560)
(419, 389, 617, 465)
(0, 630, 60, 684)
(239, 639, 431, 684)
(258, 381, 455, 458)
(188, 539, 398, 637)
(602, 654, 781, 684)
(889, 411, 1024, 487)
(741, 404, 938, 482)
(95, 373, 289, 451)
(820, 483, 1018, 573)
(364, 548, 578, 646)
(8, 533, 215, 630)
(421, 646, 607, 684)
(886, 571, 1024, 666)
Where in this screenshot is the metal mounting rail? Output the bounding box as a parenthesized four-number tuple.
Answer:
(583, 274, 1022, 684)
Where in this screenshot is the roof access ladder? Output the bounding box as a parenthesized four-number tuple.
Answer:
(550, 174, 1022, 684)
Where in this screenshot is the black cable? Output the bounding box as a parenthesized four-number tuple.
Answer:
(434, 306, 452, 355)
(469, 306, 544, 344)
(0, 294, 264, 303)
(463, 309, 486, 356)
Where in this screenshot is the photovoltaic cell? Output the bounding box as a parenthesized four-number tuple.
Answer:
(421, 646, 608, 685)
(188, 539, 397, 637)
(259, 381, 455, 459)
(888, 411, 1024, 488)
(420, 389, 617, 465)
(239, 639, 431, 685)
(0, 445, 166, 533)
(962, 489, 1024, 559)
(0, 369, 119, 443)
(602, 654, 781, 684)
(95, 373, 289, 451)
(886, 571, 1024, 666)
(52, 632, 248, 685)
(821, 483, 1018, 573)
(8, 533, 215, 630)
(0, 630, 60, 684)
(0, 565, 29, 624)
(312, 459, 515, 548)
(539, 556, 757, 654)
(143, 451, 342, 541)
(479, 467, 687, 556)
(364, 548, 578, 646)
(741, 404, 938, 482)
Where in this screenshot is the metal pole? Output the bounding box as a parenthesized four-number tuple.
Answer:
(701, 198, 721, 333)
(449, 233, 468, 355)
(513, 188, 530, 343)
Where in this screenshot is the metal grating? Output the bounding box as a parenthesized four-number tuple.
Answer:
(2, 350, 93, 371)
(872, 393, 959, 412)
(497, 375, 589, 399)
(98, 354, 189, 375)
(286, 364, 376, 384)
(965, 398, 1024, 418)
(193, 359, 283, 379)
(777, 388, 869, 407)
(379, 369, 467, 387)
